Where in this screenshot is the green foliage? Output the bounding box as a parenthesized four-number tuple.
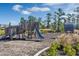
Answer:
(54, 8, 65, 32)
(40, 20, 46, 29)
(0, 28, 5, 36)
(40, 24, 45, 29)
(48, 42, 77, 56)
(76, 43, 79, 51)
(63, 44, 76, 56)
(52, 21, 64, 32)
(40, 29, 54, 34)
(46, 13, 52, 28)
(50, 23, 56, 33)
(63, 44, 72, 52)
(28, 16, 37, 23)
(48, 49, 57, 56)
(76, 24, 79, 29)
(59, 22, 64, 32)
(20, 17, 26, 25)
(67, 48, 76, 56)
(48, 42, 60, 56)
(37, 17, 42, 28)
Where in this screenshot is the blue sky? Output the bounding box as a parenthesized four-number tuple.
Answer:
(0, 3, 79, 25)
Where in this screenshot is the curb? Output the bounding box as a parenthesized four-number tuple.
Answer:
(34, 47, 50, 56)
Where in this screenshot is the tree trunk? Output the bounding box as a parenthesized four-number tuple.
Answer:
(47, 21, 50, 28)
(57, 18, 60, 32)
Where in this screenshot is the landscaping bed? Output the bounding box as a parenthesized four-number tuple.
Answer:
(39, 33, 79, 56)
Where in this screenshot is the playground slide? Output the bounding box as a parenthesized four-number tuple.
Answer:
(35, 27, 44, 39)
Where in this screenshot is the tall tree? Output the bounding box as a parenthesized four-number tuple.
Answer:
(74, 7, 79, 29)
(41, 20, 47, 29)
(28, 16, 37, 23)
(55, 8, 65, 32)
(71, 14, 75, 23)
(46, 13, 52, 28)
(38, 17, 42, 28)
(19, 17, 26, 33)
(20, 17, 25, 25)
(9, 22, 11, 27)
(38, 17, 42, 24)
(53, 14, 57, 31)
(67, 14, 72, 23)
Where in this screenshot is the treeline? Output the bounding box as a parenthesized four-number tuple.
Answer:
(10, 7, 79, 32)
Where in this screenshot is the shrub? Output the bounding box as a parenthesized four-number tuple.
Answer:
(59, 34, 72, 46)
(40, 29, 53, 33)
(73, 34, 79, 43)
(63, 44, 72, 53)
(63, 44, 76, 56)
(48, 48, 57, 56)
(47, 42, 60, 56)
(48, 33, 79, 56)
(0, 28, 5, 36)
(76, 43, 79, 51)
(59, 33, 78, 46)
(40, 29, 48, 34)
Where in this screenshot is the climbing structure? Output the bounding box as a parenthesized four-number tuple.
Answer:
(5, 21, 44, 40)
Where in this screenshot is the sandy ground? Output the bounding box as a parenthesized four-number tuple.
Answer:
(0, 33, 60, 56)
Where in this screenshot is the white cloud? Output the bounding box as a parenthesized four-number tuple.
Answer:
(21, 7, 50, 15)
(28, 7, 40, 12)
(64, 4, 79, 14)
(28, 7, 50, 12)
(12, 4, 51, 15)
(40, 7, 50, 11)
(12, 4, 22, 12)
(12, 4, 31, 15)
(43, 3, 63, 6)
(21, 10, 31, 15)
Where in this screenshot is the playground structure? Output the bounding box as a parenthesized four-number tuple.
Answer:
(4, 21, 75, 40)
(4, 21, 44, 40)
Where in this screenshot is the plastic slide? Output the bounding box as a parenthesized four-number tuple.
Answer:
(35, 27, 44, 39)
